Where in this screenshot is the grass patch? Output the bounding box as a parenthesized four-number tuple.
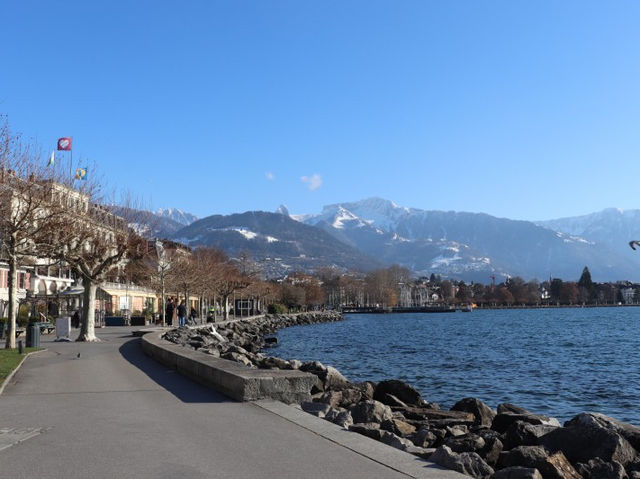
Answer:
(0, 348, 39, 383)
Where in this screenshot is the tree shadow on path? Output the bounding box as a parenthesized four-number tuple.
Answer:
(119, 338, 230, 404)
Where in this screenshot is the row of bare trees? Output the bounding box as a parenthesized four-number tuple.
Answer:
(0, 116, 148, 345)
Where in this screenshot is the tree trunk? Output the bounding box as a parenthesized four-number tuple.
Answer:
(77, 279, 99, 342)
(223, 294, 229, 321)
(161, 278, 166, 327)
(5, 253, 18, 349)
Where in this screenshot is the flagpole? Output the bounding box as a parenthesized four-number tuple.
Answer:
(69, 137, 73, 182)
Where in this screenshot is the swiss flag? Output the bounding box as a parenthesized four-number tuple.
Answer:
(57, 137, 72, 151)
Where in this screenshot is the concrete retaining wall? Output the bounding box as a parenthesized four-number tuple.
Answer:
(141, 331, 317, 403)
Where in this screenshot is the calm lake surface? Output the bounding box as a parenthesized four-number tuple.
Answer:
(271, 307, 640, 425)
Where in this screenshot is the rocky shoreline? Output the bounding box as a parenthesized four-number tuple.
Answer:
(163, 312, 640, 479)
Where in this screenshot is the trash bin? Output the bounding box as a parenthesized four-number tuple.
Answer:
(27, 323, 40, 348)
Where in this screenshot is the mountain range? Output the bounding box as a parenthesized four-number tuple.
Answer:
(147, 199, 640, 282)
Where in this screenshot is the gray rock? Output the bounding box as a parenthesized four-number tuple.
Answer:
(220, 351, 254, 367)
(350, 400, 393, 424)
(373, 380, 425, 406)
(380, 430, 416, 450)
(503, 421, 558, 449)
(575, 458, 628, 479)
(491, 467, 543, 479)
(447, 425, 470, 437)
(405, 445, 433, 459)
(410, 428, 438, 448)
(498, 446, 581, 479)
(480, 436, 504, 467)
(349, 422, 384, 441)
(443, 433, 486, 454)
(540, 414, 637, 466)
(323, 365, 350, 390)
(430, 445, 494, 479)
(567, 413, 640, 454)
(380, 418, 417, 437)
(452, 398, 497, 427)
(492, 412, 561, 434)
(338, 388, 363, 408)
(318, 390, 343, 408)
(331, 410, 353, 429)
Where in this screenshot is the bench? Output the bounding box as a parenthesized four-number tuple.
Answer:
(38, 323, 56, 334)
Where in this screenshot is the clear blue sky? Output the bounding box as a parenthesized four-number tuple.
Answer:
(2, 1, 640, 221)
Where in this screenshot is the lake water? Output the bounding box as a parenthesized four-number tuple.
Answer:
(270, 307, 640, 425)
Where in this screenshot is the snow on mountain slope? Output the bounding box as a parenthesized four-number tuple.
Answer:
(155, 208, 198, 226)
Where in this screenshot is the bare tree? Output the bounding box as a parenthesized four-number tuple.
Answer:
(0, 118, 70, 348)
(52, 198, 146, 341)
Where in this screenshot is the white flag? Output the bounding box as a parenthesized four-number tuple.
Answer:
(47, 151, 55, 167)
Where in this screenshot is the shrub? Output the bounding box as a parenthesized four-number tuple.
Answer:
(267, 303, 287, 314)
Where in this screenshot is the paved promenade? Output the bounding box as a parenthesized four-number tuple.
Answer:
(0, 327, 463, 479)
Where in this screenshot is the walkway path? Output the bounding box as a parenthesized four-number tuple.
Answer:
(0, 327, 463, 479)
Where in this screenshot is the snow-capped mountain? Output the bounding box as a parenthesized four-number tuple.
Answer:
(171, 211, 381, 278)
(537, 208, 640, 265)
(155, 199, 640, 281)
(155, 208, 198, 227)
(303, 198, 640, 282)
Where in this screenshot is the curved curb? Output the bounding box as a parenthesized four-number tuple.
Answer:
(141, 331, 317, 403)
(0, 349, 48, 397)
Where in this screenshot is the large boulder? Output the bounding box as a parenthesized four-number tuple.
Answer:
(430, 445, 494, 479)
(349, 400, 393, 424)
(539, 413, 637, 466)
(323, 365, 350, 390)
(568, 413, 640, 453)
(373, 380, 424, 406)
(491, 467, 543, 479)
(498, 446, 582, 479)
(452, 398, 497, 427)
(299, 361, 350, 391)
(575, 458, 628, 479)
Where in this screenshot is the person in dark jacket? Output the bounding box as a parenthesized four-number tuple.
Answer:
(177, 301, 187, 327)
(165, 298, 175, 326)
